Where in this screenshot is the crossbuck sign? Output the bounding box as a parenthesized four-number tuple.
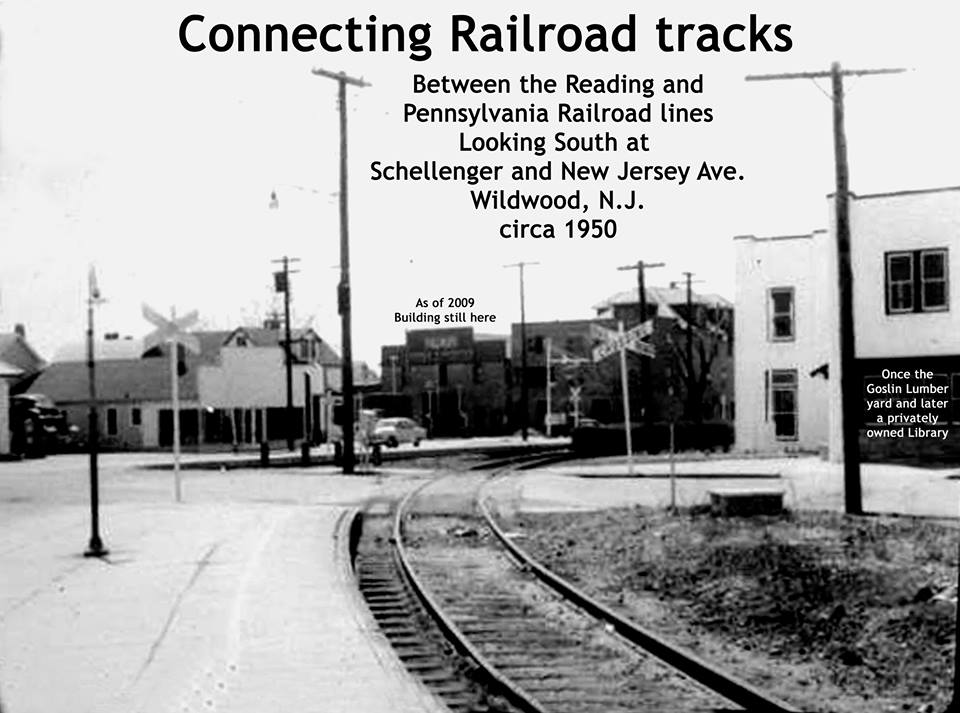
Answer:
(143, 304, 201, 355)
(143, 304, 200, 502)
(591, 320, 656, 362)
(590, 319, 656, 477)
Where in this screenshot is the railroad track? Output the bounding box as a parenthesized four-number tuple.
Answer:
(351, 454, 801, 713)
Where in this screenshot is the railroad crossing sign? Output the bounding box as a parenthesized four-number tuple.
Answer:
(143, 303, 200, 503)
(142, 304, 201, 354)
(591, 320, 656, 362)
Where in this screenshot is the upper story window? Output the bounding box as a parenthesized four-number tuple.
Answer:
(769, 287, 794, 341)
(885, 248, 949, 314)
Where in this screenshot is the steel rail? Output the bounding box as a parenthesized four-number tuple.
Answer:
(392, 471, 549, 713)
(477, 483, 802, 713)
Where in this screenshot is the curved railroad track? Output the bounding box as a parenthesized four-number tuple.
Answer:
(351, 453, 802, 713)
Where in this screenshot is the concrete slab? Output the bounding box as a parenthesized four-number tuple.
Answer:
(0, 502, 446, 713)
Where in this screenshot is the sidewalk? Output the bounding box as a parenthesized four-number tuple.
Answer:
(490, 456, 960, 519)
(0, 501, 446, 713)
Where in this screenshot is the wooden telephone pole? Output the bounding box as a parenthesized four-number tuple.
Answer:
(312, 68, 369, 474)
(617, 260, 664, 423)
(504, 261, 539, 441)
(746, 63, 905, 516)
(271, 255, 300, 452)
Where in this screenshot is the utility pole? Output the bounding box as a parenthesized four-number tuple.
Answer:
(746, 63, 905, 516)
(545, 337, 552, 437)
(504, 261, 539, 441)
(271, 255, 300, 452)
(618, 260, 665, 423)
(312, 68, 369, 474)
(679, 272, 705, 421)
(682, 271, 695, 373)
(84, 266, 107, 558)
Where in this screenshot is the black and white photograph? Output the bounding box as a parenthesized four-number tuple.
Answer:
(1, 1, 959, 711)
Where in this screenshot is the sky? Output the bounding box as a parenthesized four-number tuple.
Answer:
(1, 1, 958, 369)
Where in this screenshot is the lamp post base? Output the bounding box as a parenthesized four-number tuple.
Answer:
(84, 536, 109, 558)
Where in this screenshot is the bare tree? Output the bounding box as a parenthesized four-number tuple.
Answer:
(665, 305, 732, 423)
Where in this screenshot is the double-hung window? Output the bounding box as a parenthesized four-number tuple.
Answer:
(885, 248, 949, 314)
(769, 287, 795, 341)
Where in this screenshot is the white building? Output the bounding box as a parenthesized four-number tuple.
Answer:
(0, 361, 22, 455)
(734, 231, 835, 454)
(33, 324, 342, 450)
(735, 185, 960, 460)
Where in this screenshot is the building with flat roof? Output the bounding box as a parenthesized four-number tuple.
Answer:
(734, 185, 960, 461)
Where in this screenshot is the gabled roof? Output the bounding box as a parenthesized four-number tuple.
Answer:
(54, 330, 234, 365)
(193, 331, 235, 361)
(0, 333, 46, 372)
(30, 358, 198, 404)
(53, 338, 145, 363)
(224, 326, 340, 364)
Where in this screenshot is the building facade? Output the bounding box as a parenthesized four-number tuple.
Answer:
(839, 186, 960, 461)
(735, 185, 960, 461)
(380, 328, 510, 437)
(33, 324, 342, 450)
(734, 231, 834, 454)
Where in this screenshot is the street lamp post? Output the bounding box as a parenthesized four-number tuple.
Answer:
(84, 266, 107, 558)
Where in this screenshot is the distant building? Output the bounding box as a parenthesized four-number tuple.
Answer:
(0, 361, 23, 455)
(380, 328, 510, 437)
(0, 324, 46, 394)
(509, 319, 617, 429)
(33, 323, 341, 450)
(589, 286, 734, 425)
(0, 324, 46, 456)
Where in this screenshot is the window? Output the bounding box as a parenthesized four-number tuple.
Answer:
(769, 287, 794, 341)
(107, 408, 118, 436)
(131, 408, 142, 426)
(885, 248, 949, 314)
(770, 369, 798, 440)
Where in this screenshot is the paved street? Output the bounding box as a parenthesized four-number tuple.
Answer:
(2, 449, 959, 713)
(0, 453, 446, 713)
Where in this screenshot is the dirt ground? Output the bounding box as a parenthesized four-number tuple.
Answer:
(508, 506, 958, 713)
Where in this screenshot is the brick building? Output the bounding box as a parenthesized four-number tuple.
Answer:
(380, 328, 510, 437)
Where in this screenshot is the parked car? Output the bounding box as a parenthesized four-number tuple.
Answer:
(372, 417, 426, 448)
(9, 393, 75, 457)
